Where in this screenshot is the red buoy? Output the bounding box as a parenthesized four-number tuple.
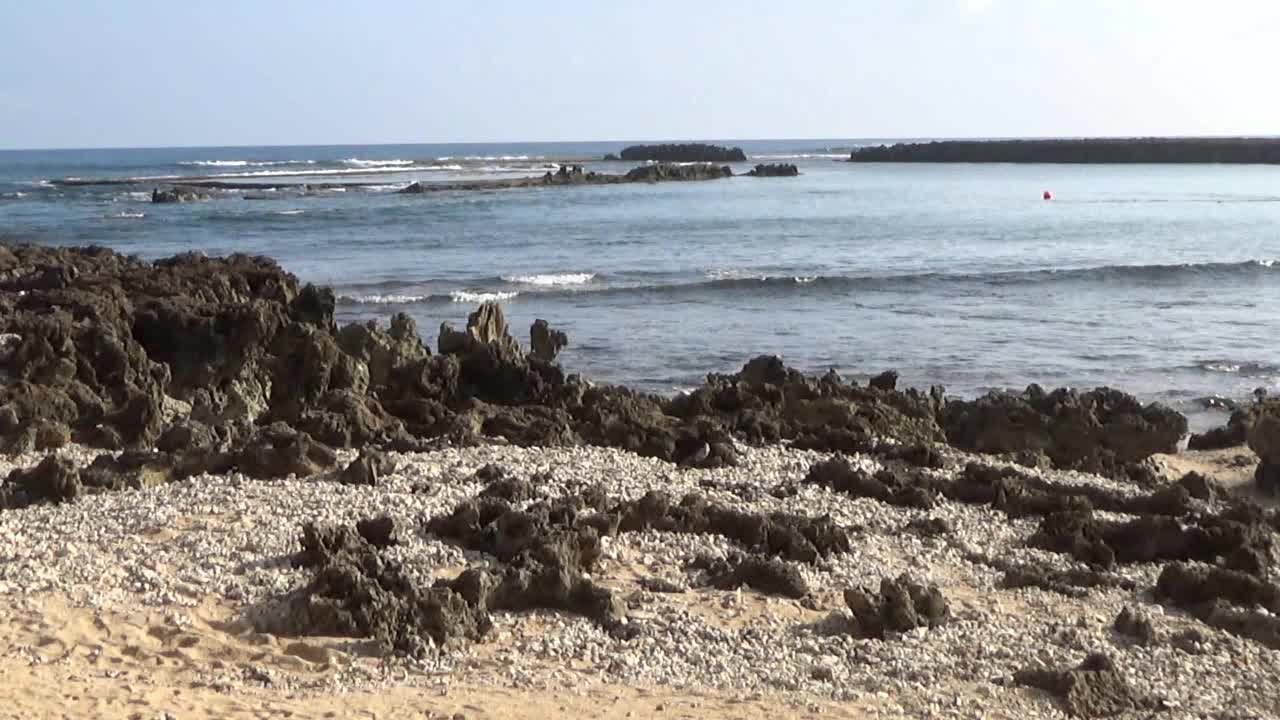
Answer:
(1043, 190, 1053, 200)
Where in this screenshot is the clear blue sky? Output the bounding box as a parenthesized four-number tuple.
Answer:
(2, 0, 1277, 149)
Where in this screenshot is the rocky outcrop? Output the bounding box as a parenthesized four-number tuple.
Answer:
(624, 163, 733, 182)
(1015, 653, 1152, 718)
(529, 319, 567, 363)
(1, 243, 1202, 512)
(1247, 399, 1280, 496)
(1156, 563, 1280, 649)
(745, 164, 799, 177)
(851, 137, 1280, 164)
(618, 143, 746, 163)
(841, 574, 949, 639)
(941, 386, 1187, 476)
(151, 187, 209, 203)
(396, 163, 733, 195)
(1188, 404, 1257, 450)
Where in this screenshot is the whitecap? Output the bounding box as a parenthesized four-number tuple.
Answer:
(342, 158, 414, 167)
(501, 272, 595, 286)
(450, 290, 519, 303)
(273, 209, 304, 216)
(342, 294, 428, 304)
(107, 211, 145, 219)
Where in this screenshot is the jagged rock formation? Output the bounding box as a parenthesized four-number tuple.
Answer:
(745, 163, 799, 177)
(841, 574, 950, 639)
(0, 244, 1200, 512)
(1247, 399, 1280, 496)
(1015, 653, 1152, 718)
(624, 163, 733, 182)
(151, 187, 209, 203)
(941, 385, 1187, 476)
(618, 143, 747, 163)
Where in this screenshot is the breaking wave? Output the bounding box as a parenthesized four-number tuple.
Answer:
(500, 272, 596, 286)
(178, 160, 317, 167)
(334, 259, 1280, 308)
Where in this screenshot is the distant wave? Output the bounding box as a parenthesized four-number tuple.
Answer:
(179, 160, 316, 167)
(334, 259, 1280, 309)
(126, 164, 462, 181)
(753, 153, 848, 160)
(461, 155, 539, 161)
(1194, 359, 1278, 377)
(341, 158, 414, 167)
(106, 211, 144, 219)
(272, 209, 304, 215)
(450, 290, 519, 303)
(501, 272, 596, 286)
(339, 290, 520, 305)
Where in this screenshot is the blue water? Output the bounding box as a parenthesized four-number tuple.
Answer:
(3, 140, 1279, 430)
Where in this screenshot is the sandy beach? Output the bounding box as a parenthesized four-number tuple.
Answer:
(2, 440, 1278, 719)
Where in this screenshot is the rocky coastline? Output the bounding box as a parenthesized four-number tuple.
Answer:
(2, 243, 1278, 718)
(849, 137, 1280, 164)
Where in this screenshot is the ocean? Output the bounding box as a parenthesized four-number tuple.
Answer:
(2, 139, 1278, 431)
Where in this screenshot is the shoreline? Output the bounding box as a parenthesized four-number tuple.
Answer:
(3, 242, 1279, 717)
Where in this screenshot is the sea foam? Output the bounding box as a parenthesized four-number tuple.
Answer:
(450, 290, 519, 303)
(501, 272, 595, 286)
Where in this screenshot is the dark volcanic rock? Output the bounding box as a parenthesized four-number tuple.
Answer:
(667, 355, 946, 456)
(1188, 404, 1258, 450)
(151, 187, 209, 203)
(1, 455, 81, 508)
(338, 448, 397, 486)
(1027, 501, 1274, 572)
(946, 462, 1194, 519)
(1248, 399, 1280, 496)
(618, 143, 746, 163)
(804, 456, 938, 509)
(235, 423, 337, 479)
(1156, 563, 1280, 614)
(624, 163, 733, 182)
(269, 525, 491, 654)
(1157, 564, 1280, 649)
(80, 450, 181, 491)
(529, 319, 567, 363)
(1177, 471, 1225, 501)
(1014, 653, 1150, 718)
(1112, 607, 1156, 645)
(745, 163, 799, 177)
(941, 386, 1187, 476)
(842, 574, 949, 639)
(356, 515, 399, 548)
(701, 554, 809, 598)
(0, 245, 323, 454)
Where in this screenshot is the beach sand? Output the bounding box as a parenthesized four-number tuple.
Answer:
(2, 443, 1277, 720)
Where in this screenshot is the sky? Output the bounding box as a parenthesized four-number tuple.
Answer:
(2, 0, 1278, 149)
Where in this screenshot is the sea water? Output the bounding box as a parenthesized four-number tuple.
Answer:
(3, 139, 1278, 430)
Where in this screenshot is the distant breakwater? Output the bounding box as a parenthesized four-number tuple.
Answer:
(849, 137, 1280, 164)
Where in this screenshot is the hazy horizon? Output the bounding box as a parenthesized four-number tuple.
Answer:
(3, 1, 1279, 150)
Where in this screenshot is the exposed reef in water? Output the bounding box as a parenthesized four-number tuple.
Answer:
(746, 163, 799, 177)
(849, 137, 1280, 164)
(618, 143, 747, 163)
